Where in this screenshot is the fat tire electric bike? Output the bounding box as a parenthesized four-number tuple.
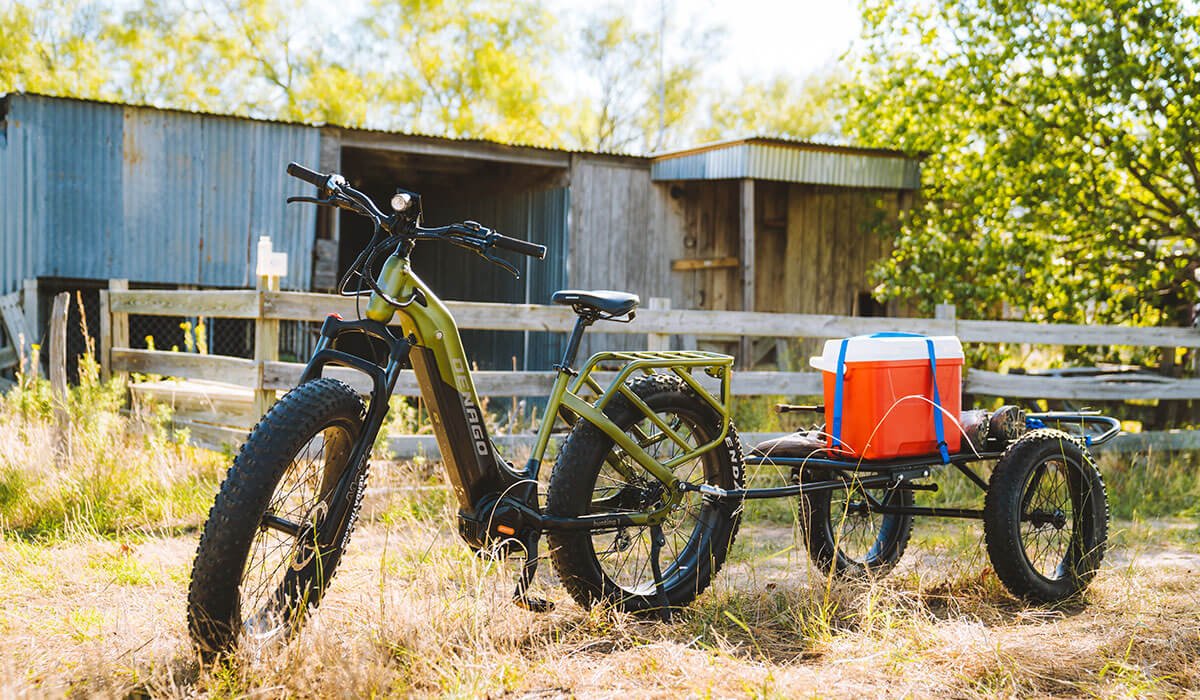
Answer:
(187, 163, 1118, 655)
(187, 163, 745, 654)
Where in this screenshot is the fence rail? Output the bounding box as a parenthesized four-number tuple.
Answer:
(61, 277, 1199, 453)
(102, 281, 1200, 402)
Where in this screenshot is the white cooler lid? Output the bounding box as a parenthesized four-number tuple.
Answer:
(810, 335, 964, 373)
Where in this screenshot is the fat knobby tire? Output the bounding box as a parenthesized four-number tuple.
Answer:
(983, 429, 1109, 603)
(801, 470, 914, 578)
(546, 374, 744, 613)
(187, 378, 367, 654)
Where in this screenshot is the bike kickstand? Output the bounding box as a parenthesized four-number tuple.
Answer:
(513, 533, 554, 613)
(649, 524, 671, 623)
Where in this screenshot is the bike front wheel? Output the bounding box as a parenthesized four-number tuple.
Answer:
(546, 375, 744, 614)
(187, 378, 368, 654)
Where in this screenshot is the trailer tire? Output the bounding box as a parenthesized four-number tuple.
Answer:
(983, 429, 1108, 603)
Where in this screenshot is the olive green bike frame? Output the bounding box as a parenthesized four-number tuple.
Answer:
(364, 253, 733, 526)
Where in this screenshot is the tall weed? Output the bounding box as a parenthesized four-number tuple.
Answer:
(0, 342, 223, 539)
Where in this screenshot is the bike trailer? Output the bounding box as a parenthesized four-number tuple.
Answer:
(810, 333, 964, 460)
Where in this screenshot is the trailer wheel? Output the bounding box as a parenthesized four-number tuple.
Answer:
(801, 470, 914, 578)
(983, 429, 1108, 603)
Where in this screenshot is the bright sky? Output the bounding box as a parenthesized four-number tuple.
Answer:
(546, 0, 862, 87)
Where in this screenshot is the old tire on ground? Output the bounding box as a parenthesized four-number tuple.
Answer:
(546, 374, 744, 614)
(801, 469, 914, 578)
(983, 429, 1108, 603)
(187, 378, 368, 655)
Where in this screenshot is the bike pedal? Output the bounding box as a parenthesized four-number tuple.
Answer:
(513, 593, 554, 613)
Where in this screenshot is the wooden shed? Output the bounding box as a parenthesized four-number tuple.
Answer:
(644, 138, 921, 366)
(2, 94, 921, 376)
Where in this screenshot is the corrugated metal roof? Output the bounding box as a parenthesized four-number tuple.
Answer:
(0, 94, 318, 294)
(650, 137, 922, 190)
(12, 91, 641, 159)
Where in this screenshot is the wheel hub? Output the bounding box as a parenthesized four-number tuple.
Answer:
(1027, 508, 1068, 530)
(289, 501, 329, 571)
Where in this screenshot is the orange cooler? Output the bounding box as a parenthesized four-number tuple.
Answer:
(810, 335, 964, 460)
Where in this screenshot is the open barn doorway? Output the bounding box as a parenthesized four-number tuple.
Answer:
(336, 145, 569, 371)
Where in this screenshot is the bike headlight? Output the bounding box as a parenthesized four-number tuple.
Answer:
(391, 192, 413, 212)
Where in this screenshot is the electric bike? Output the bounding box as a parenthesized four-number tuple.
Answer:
(187, 163, 744, 653)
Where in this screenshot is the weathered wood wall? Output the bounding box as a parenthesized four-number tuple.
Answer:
(567, 155, 682, 356)
(667, 181, 911, 316)
(669, 181, 742, 311)
(776, 185, 910, 316)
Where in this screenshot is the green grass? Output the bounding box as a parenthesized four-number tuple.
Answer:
(0, 351, 224, 540)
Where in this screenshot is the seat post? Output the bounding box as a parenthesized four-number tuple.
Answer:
(557, 312, 596, 371)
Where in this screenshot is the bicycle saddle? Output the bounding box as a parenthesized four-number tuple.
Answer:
(551, 289, 640, 316)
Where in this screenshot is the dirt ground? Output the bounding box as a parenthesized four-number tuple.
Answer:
(2, 506, 1198, 699)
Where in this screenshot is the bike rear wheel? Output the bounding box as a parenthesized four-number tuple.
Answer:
(187, 378, 367, 654)
(546, 375, 743, 614)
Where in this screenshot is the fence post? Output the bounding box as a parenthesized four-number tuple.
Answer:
(935, 303, 957, 329)
(98, 290, 111, 381)
(647, 297, 671, 351)
(49, 292, 70, 444)
(107, 280, 130, 384)
(21, 278, 38, 353)
(254, 274, 280, 417)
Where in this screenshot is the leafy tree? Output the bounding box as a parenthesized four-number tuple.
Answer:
(2, 0, 558, 138)
(359, 0, 558, 144)
(699, 68, 847, 142)
(0, 0, 112, 97)
(847, 0, 1200, 352)
(566, 3, 719, 153)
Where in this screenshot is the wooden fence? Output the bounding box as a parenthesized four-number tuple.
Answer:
(89, 278, 1200, 451)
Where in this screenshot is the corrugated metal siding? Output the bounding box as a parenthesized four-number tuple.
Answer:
(651, 143, 921, 190)
(525, 186, 569, 370)
(414, 185, 569, 370)
(1, 95, 44, 294)
(0, 94, 319, 294)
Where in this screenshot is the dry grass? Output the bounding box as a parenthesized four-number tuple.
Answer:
(2, 354, 1198, 697)
(2, 461, 1198, 699)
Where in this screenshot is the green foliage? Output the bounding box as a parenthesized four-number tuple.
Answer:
(0, 348, 224, 539)
(846, 0, 1200, 361)
(563, 4, 720, 152)
(360, 0, 558, 142)
(1101, 451, 1200, 520)
(0, 0, 770, 154)
(0, 0, 112, 98)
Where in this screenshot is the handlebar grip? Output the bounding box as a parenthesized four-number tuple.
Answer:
(287, 162, 328, 188)
(492, 233, 547, 260)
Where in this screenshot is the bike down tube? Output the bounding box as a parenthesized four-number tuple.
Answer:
(363, 253, 525, 515)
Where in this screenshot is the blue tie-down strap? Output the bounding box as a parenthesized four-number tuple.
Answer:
(830, 333, 950, 463)
(831, 338, 850, 451)
(924, 337, 951, 464)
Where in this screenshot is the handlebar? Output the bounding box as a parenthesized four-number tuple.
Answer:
(286, 162, 546, 261)
(287, 161, 330, 189)
(492, 232, 547, 260)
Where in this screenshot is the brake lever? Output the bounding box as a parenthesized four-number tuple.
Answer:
(286, 195, 334, 206)
(482, 249, 521, 279)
